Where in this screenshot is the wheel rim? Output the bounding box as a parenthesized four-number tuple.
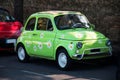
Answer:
(18, 47, 25, 61)
(58, 52, 67, 68)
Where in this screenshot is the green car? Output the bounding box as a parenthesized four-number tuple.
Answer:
(16, 11, 112, 70)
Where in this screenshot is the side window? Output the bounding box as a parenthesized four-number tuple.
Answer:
(0, 14, 5, 22)
(25, 18, 36, 31)
(0, 11, 6, 22)
(37, 18, 53, 31)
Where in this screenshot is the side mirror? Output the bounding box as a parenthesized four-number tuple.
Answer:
(90, 24, 95, 29)
(20, 27, 24, 32)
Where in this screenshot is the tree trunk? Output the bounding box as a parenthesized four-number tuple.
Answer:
(14, 0, 23, 23)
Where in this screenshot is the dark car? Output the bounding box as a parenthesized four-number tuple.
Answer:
(0, 8, 22, 51)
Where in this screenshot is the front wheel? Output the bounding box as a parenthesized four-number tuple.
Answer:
(56, 49, 72, 70)
(17, 45, 30, 62)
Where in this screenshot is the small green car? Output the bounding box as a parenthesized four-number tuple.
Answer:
(16, 11, 112, 70)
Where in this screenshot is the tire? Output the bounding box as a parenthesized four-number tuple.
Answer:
(17, 45, 29, 62)
(56, 49, 72, 70)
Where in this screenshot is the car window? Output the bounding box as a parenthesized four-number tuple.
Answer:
(0, 9, 15, 22)
(37, 18, 53, 31)
(25, 18, 36, 31)
(55, 14, 90, 30)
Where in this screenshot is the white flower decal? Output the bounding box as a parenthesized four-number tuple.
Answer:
(40, 33, 44, 38)
(33, 46, 37, 51)
(68, 43, 74, 50)
(98, 39, 102, 44)
(28, 35, 32, 38)
(61, 35, 64, 39)
(26, 41, 30, 47)
(76, 34, 83, 38)
(20, 37, 23, 41)
(47, 41, 52, 48)
(38, 42, 42, 49)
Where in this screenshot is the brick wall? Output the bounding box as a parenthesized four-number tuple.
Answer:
(24, 0, 120, 43)
(0, 0, 14, 15)
(1, 0, 120, 44)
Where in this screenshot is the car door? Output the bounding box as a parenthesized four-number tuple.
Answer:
(32, 17, 56, 58)
(23, 17, 36, 54)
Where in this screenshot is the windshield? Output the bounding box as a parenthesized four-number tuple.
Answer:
(54, 14, 90, 30)
(0, 10, 15, 22)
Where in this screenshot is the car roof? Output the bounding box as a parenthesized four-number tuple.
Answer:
(30, 11, 82, 17)
(0, 8, 9, 13)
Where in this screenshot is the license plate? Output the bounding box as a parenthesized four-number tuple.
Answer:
(6, 39, 16, 44)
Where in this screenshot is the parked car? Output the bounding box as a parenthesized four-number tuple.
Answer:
(16, 11, 112, 70)
(0, 8, 22, 51)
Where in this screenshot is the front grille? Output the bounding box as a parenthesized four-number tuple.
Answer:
(90, 49, 100, 52)
(84, 53, 110, 57)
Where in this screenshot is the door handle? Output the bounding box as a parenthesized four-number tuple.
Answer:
(32, 34, 37, 36)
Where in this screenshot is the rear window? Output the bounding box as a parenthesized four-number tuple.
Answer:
(0, 9, 15, 22)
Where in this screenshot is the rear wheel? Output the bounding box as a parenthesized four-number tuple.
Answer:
(56, 49, 72, 70)
(17, 45, 29, 62)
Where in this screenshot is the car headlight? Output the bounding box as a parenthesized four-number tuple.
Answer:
(106, 40, 111, 46)
(76, 42, 83, 49)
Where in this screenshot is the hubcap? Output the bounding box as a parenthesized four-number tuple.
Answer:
(58, 52, 67, 68)
(18, 47, 25, 61)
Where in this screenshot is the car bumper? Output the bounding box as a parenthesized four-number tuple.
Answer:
(72, 47, 112, 60)
(73, 52, 112, 60)
(0, 39, 16, 51)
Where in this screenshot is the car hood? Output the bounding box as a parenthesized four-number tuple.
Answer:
(56, 29, 106, 41)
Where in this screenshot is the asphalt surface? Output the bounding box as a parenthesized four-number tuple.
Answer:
(0, 51, 117, 80)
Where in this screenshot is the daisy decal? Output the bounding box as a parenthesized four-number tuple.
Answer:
(33, 46, 37, 51)
(68, 43, 74, 50)
(26, 41, 30, 47)
(47, 41, 52, 48)
(28, 35, 32, 38)
(40, 33, 44, 38)
(76, 34, 83, 38)
(98, 39, 102, 44)
(19, 37, 23, 41)
(38, 42, 42, 49)
(61, 35, 64, 39)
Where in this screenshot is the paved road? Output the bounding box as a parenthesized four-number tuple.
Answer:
(0, 51, 117, 80)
